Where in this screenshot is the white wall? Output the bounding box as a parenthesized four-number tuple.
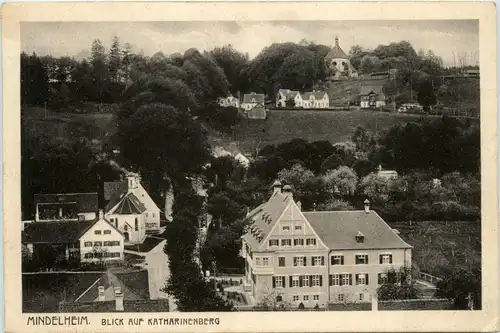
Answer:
(79, 218, 124, 262)
(106, 213, 146, 245)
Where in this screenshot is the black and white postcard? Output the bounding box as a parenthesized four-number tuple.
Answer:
(2, 2, 499, 332)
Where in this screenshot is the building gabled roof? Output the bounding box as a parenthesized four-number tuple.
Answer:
(302, 91, 328, 100)
(34, 193, 98, 213)
(359, 85, 384, 96)
(303, 210, 412, 250)
(277, 89, 300, 100)
(326, 37, 348, 59)
(109, 193, 146, 215)
(243, 93, 265, 104)
(242, 192, 293, 249)
(22, 220, 96, 244)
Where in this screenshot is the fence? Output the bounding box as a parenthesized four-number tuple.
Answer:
(378, 298, 452, 311)
(417, 271, 443, 286)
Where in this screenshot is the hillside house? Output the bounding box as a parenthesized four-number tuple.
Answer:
(276, 89, 302, 108)
(247, 103, 267, 120)
(301, 91, 330, 108)
(242, 93, 265, 111)
(360, 86, 386, 108)
(105, 173, 161, 232)
(324, 37, 358, 81)
(377, 165, 398, 180)
(22, 210, 125, 263)
(34, 193, 98, 222)
(241, 182, 412, 308)
(218, 96, 240, 108)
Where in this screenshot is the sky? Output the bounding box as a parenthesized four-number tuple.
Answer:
(21, 20, 479, 67)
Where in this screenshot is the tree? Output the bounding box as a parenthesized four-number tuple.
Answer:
(108, 36, 122, 83)
(316, 199, 355, 211)
(285, 98, 296, 108)
(320, 153, 344, 173)
(255, 288, 292, 311)
(277, 164, 315, 193)
(436, 268, 481, 310)
(89, 39, 108, 101)
(21, 52, 49, 106)
(377, 266, 418, 301)
(359, 172, 391, 204)
(323, 166, 358, 196)
(352, 126, 376, 154)
(352, 159, 375, 178)
(417, 80, 437, 111)
(209, 45, 250, 95)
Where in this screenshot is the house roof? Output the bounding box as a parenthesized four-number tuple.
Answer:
(242, 192, 293, 249)
(278, 89, 300, 100)
(243, 93, 265, 104)
(302, 91, 328, 100)
(104, 182, 129, 212)
(110, 193, 147, 215)
(34, 193, 98, 213)
(326, 37, 348, 59)
(303, 211, 412, 250)
(359, 85, 384, 96)
(22, 220, 96, 244)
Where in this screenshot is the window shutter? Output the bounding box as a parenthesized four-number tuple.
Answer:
(341, 256, 344, 265)
(330, 256, 334, 265)
(311, 258, 315, 267)
(329, 275, 332, 286)
(366, 274, 369, 285)
(319, 275, 323, 287)
(309, 275, 313, 286)
(379, 255, 383, 264)
(304, 257, 307, 266)
(293, 257, 297, 266)
(349, 274, 352, 286)
(339, 275, 344, 286)
(355, 274, 359, 285)
(299, 276, 303, 287)
(272, 277, 276, 288)
(321, 256, 325, 266)
(366, 255, 369, 264)
(283, 276, 286, 288)
(389, 255, 393, 264)
(289, 276, 293, 287)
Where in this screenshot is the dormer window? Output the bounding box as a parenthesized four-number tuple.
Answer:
(355, 231, 365, 243)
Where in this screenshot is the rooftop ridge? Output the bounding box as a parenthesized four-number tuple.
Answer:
(35, 192, 99, 195)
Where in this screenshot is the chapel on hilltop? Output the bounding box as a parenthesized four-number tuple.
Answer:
(324, 36, 358, 81)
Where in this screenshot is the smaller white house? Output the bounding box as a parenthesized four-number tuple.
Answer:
(301, 91, 330, 108)
(105, 192, 147, 245)
(80, 211, 125, 262)
(218, 96, 240, 108)
(360, 86, 386, 109)
(377, 165, 398, 180)
(276, 89, 302, 108)
(241, 93, 265, 111)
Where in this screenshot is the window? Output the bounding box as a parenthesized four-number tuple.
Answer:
(293, 238, 304, 246)
(293, 256, 306, 267)
(291, 276, 300, 288)
(313, 295, 319, 301)
(278, 257, 286, 267)
(355, 254, 369, 265)
(255, 257, 261, 266)
(341, 274, 352, 286)
(311, 256, 324, 266)
(104, 230, 111, 235)
(303, 295, 309, 301)
(276, 296, 283, 302)
(293, 295, 299, 301)
(378, 273, 388, 285)
(338, 294, 345, 302)
(110, 218, 114, 223)
(135, 218, 138, 231)
(306, 238, 316, 246)
(282, 225, 290, 231)
(302, 275, 310, 287)
(356, 273, 368, 285)
(281, 239, 291, 247)
(94, 230, 101, 235)
(269, 239, 279, 247)
(262, 257, 270, 266)
(94, 241, 102, 247)
(380, 254, 393, 264)
(273, 276, 285, 288)
(331, 255, 344, 265)
(153, 213, 156, 218)
(294, 225, 302, 231)
(146, 213, 148, 217)
(359, 293, 364, 301)
(84, 253, 93, 258)
(330, 274, 340, 286)
(312, 275, 322, 287)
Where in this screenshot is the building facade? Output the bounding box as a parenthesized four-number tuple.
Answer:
(276, 89, 301, 108)
(241, 182, 412, 308)
(34, 193, 98, 222)
(360, 86, 386, 108)
(79, 212, 125, 262)
(324, 37, 358, 81)
(301, 91, 330, 108)
(242, 93, 265, 111)
(218, 96, 240, 108)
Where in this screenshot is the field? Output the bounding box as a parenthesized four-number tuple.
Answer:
(389, 220, 481, 278)
(219, 110, 440, 154)
(326, 78, 386, 105)
(22, 272, 103, 312)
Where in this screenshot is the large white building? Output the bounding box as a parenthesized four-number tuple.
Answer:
(241, 182, 412, 308)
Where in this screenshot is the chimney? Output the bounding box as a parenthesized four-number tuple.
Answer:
(364, 199, 370, 214)
(335, 36, 339, 47)
(114, 287, 124, 311)
(98, 209, 104, 219)
(127, 173, 138, 191)
(282, 185, 293, 200)
(98, 286, 105, 302)
(272, 180, 282, 194)
(297, 201, 302, 211)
